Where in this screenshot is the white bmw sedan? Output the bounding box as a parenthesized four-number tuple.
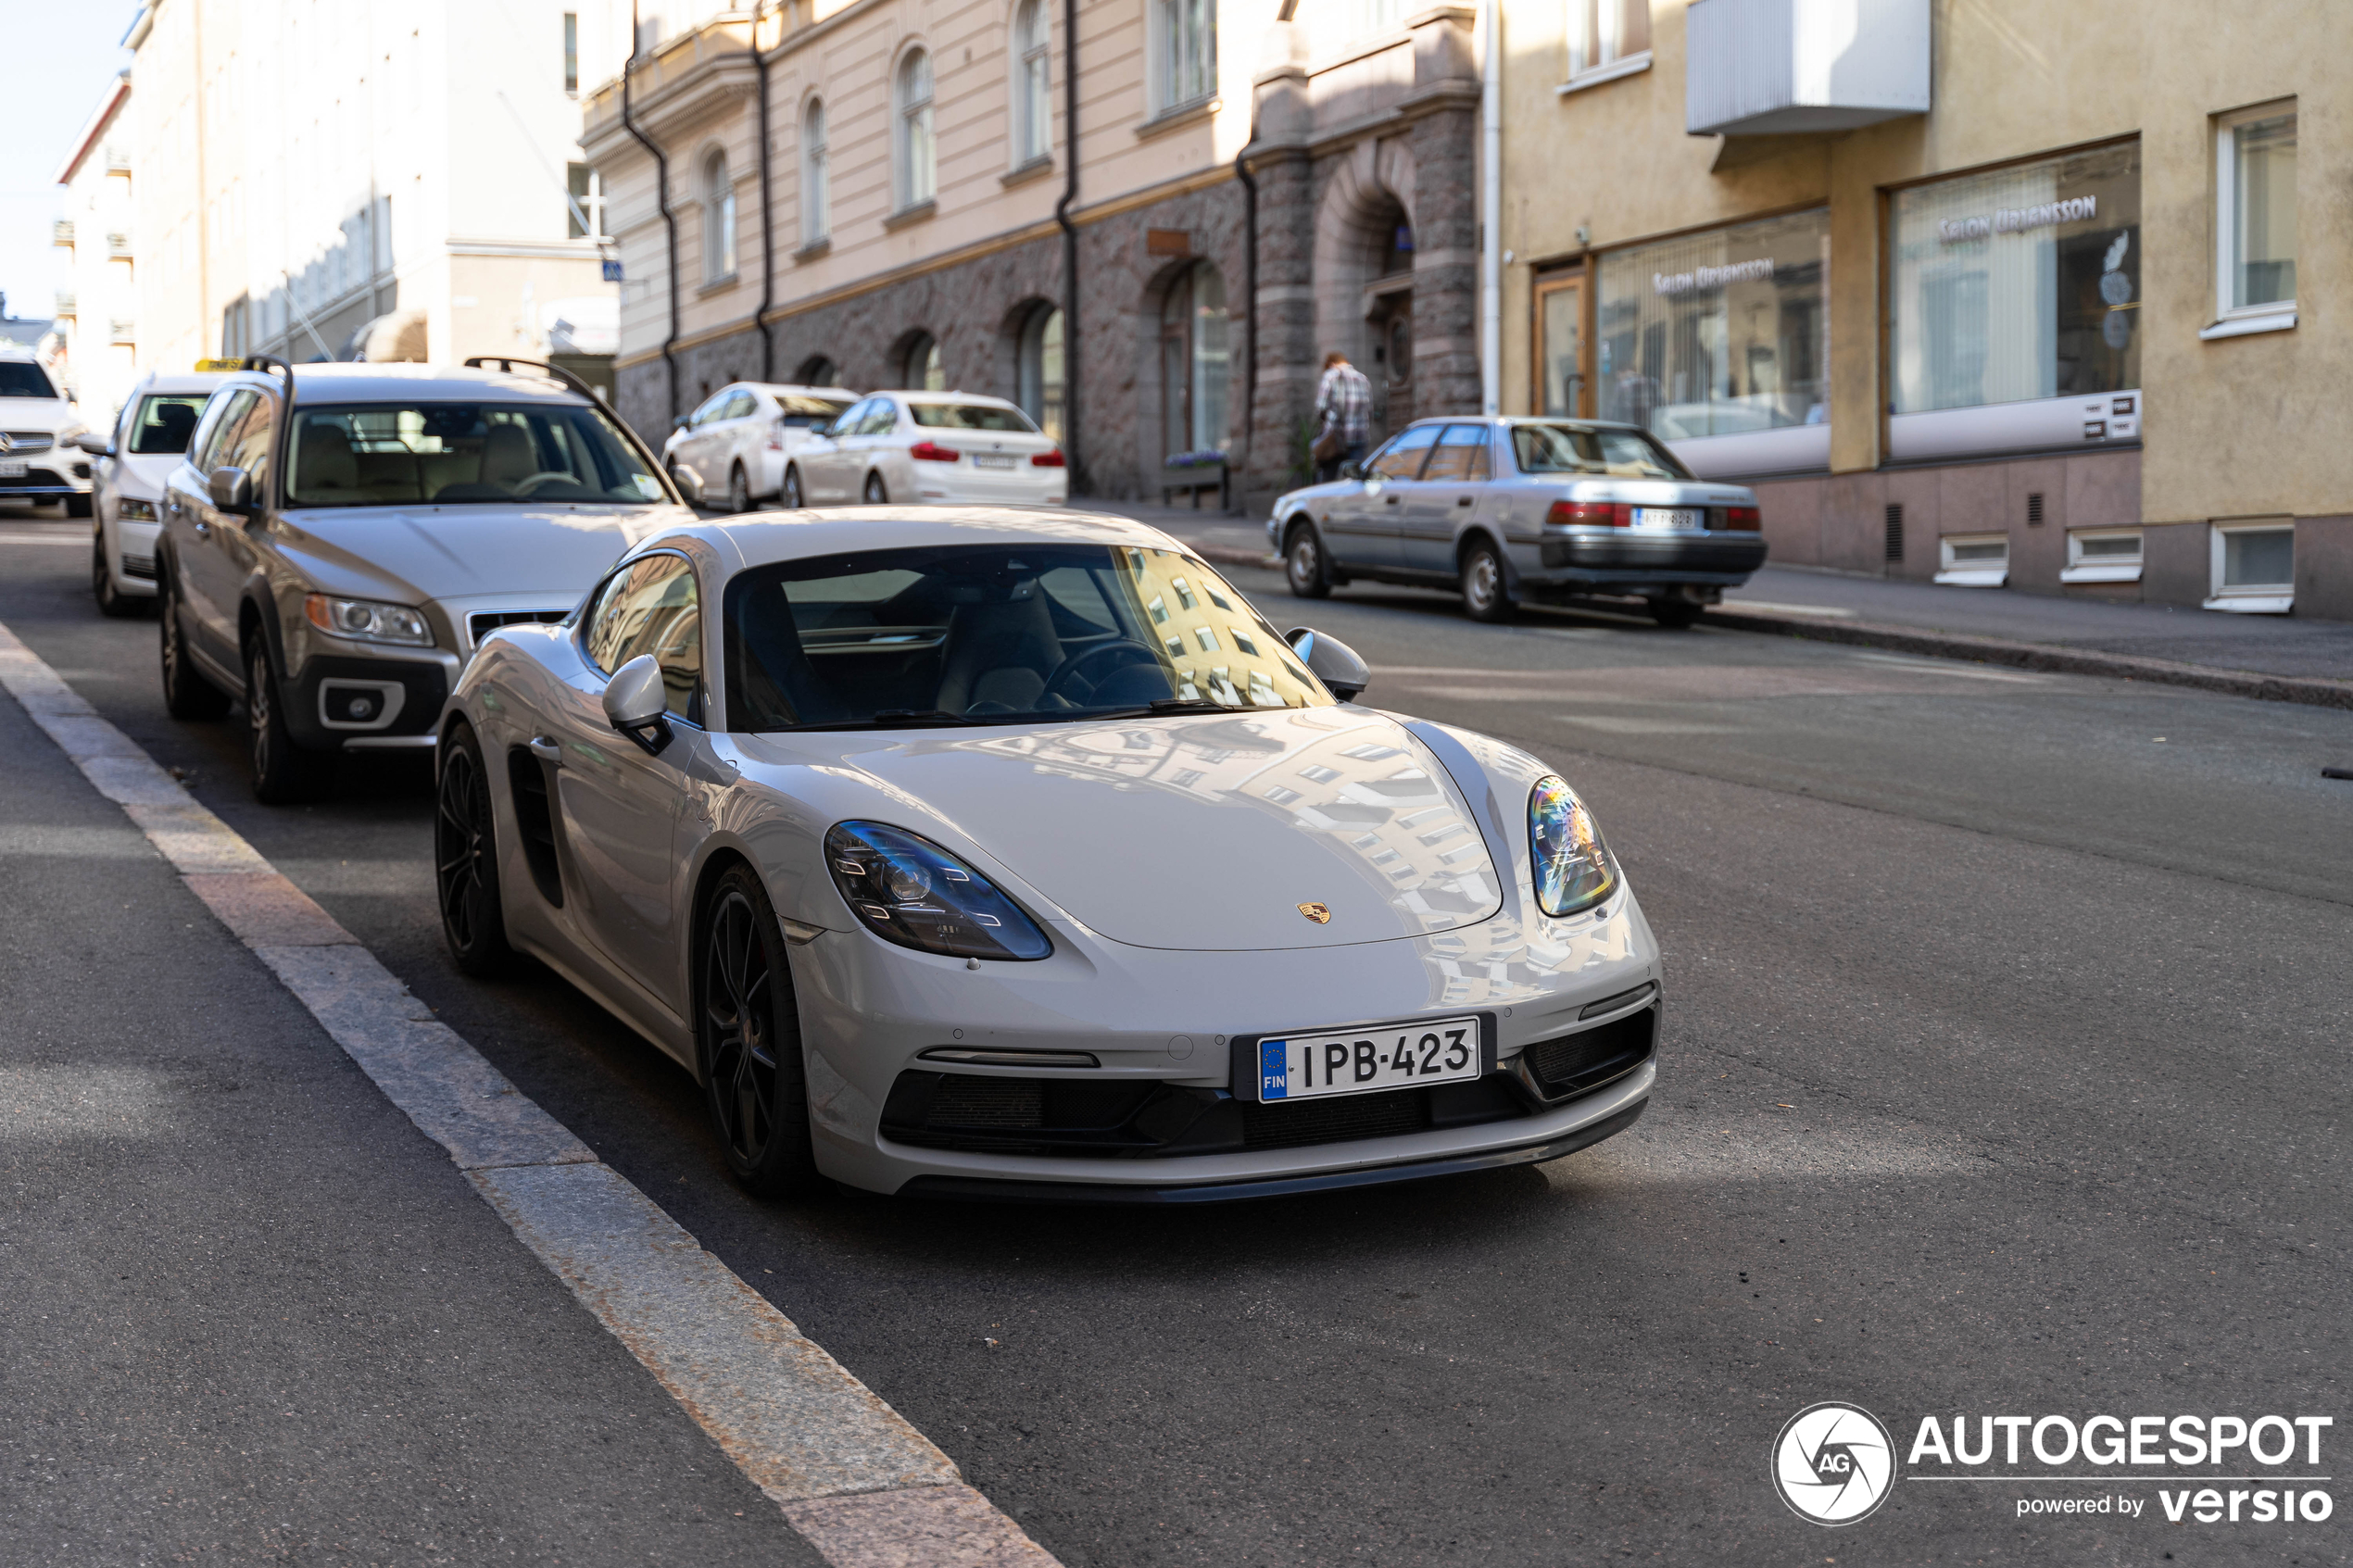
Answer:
(437, 508, 1657, 1201)
(782, 391, 1067, 508)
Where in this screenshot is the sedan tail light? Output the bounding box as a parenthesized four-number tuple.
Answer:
(909, 441, 961, 463)
(1723, 506, 1762, 530)
(1545, 500, 1630, 528)
(1031, 448, 1066, 468)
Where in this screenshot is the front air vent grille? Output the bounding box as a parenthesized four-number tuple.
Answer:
(469, 608, 569, 646)
(2, 432, 55, 453)
(1522, 1010, 1656, 1101)
(1239, 1086, 1429, 1149)
(120, 552, 156, 582)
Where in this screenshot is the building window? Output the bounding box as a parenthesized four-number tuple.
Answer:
(896, 47, 936, 210)
(1017, 304, 1064, 443)
(1355, 0, 1402, 37)
(796, 355, 838, 388)
(2214, 106, 2296, 328)
(566, 163, 607, 239)
(902, 332, 944, 391)
(1594, 207, 1829, 477)
(1155, 0, 1214, 112)
(1889, 143, 2141, 460)
(1935, 534, 2010, 588)
(1159, 260, 1230, 458)
(1013, 0, 1051, 166)
(2062, 529, 2144, 584)
(562, 11, 579, 93)
(2207, 521, 2295, 613)
(1566, 0, 1650, 82)
(801, 98, 830, 244)
(701, 150, 736, 282)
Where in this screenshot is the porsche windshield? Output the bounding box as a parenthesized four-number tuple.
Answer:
(285, 403, 667, 507)
(724, 544, 1335, 730)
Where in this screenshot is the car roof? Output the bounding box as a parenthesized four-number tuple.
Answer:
(888, 390, 1018, 408)
(735, 383, 857, 398)
(216, 362, 596, 408)
(1396, 414, 1648, 433)
(658, 506, 1191, 571)
(132, 372, 232, 395)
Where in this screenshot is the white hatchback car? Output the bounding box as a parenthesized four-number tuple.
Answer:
(662, 382, 858, 513)
(1, 345, 94, 517)
(87, 370, 229, 616)
(784, 391, 1066, 509)
(435, 508, 1658, 1202)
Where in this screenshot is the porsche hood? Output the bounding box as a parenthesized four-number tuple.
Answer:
(799, 705, 1504, 952)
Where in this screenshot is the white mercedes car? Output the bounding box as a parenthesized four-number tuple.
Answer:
(436, 508, 1658, 1201)
(1, 345, 94, 518)
(661, 381, 858, 512)
(781, 391, 1066, 509)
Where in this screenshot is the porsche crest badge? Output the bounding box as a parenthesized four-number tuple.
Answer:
(1297, 902, 1331, 924)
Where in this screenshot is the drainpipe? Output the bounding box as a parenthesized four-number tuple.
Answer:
(1478, 0, 1501, 414)
(752, 0, 775, 381)
(1052, 0, 1081, 489)
(623, 1, 682, 423)
(1233, 127, 1258, 516)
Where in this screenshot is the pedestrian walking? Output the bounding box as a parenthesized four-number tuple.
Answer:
(1313, 351, 1371, 483)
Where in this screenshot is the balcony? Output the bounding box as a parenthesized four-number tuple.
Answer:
(107, 232, 132, 259)
(109, 318, 136, 345)
(54, 291, 76, 318)
(51, 219, 74, 248)
(1685, 0, 1928, 138)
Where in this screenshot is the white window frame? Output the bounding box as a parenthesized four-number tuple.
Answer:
(2206, 520, 2295, 613)
(1935, 533, 2010, 588)
(800, 97, 830, 245)
(894, 46, 937, 212)
(2205, 103, 2297, 340)
(1011, 0, 1051, 169)
(2060, 528, 2144, 585)
(701, 149, 736, 284)
(1560, 0, 1652, 94)
(1151, 0, 1215, 116)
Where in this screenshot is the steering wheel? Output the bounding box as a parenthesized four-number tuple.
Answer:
(511, 471, 581, 496)
(1038, 639, 1163, 704)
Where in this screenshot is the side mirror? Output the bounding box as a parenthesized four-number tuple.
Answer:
(602, 652, 673, 755)
(207, 465, 254, 515)
(1285, 627, 1369, 703)
(1338, 461, 1365, 482)
(72, 433, 116, 457)
(673, 414, 692, 432)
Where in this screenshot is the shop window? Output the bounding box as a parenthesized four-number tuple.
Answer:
(801, 99, 830, 245)
(2207, 521, 2294, 613)
(902, 332, 944, 392)
(1888, 143, 2140, 461)
(895, 47, 936, 211)
(1016, 304, 1064, 443)
(1595, 207, 1829, 478)
(1159, 260, 1230, 458)
(1935, 534, 2009, 588)
(700, 150, 736, 283)
(1012, 0, 1051, 167)
(795, 355, 838, 388)
(2208, 106, 2296, 337)
(2062, 529, 2143, 584)
(1565, 0, 1651, 85)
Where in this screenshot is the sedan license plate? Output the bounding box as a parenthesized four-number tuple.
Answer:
(973, 454, 1017, 470)
(1632, 507, 1702, 531)
(0, 459, 26, 479)
(1252, 1015, 1486, 1102)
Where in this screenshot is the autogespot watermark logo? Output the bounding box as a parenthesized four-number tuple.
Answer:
(1771, 1402, 1896, 1525)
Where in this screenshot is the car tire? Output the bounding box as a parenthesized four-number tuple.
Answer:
(863, 472, 888, 505)
(94, 534, 140, 619)
(727, 463, 753, 514)
(1284, 522, 1332, 599)
(66, 494, 93, 520)
(781, 466, 804, 509)
(698, 863, 822, 1199)
(158, 582, 232, 720)
(1461, 541, 1514, 624)
(1647, 596, 1704, 630)
(245, 635, 337, 804)
(434, 719, 515, 977)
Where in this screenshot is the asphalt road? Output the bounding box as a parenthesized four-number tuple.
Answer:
(5, 510, 2350, 1566)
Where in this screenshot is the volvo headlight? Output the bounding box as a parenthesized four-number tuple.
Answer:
(824, 822, 1052, 961)
(304, 593, 434, 647)
(1529, 774, 1617, 917)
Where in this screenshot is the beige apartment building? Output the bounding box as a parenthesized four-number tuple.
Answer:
(1501, 0, 2348, 619)
(582, 0, 1487, 506)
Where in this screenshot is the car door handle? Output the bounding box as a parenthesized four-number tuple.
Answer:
(1456, 495, 1476, 508)
(1383, 495, 1401, 506)
(527, 736, 563, 766)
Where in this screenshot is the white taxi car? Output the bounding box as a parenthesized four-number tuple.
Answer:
(88, 370, 229, 615)
(784, 391, 1066, 509)
(661, 381, 858, 513)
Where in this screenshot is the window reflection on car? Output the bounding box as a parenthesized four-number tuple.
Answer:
(905, 402, 1038, 432)
(285, 403, 667, 506)
(1511, 422, 1692, 480)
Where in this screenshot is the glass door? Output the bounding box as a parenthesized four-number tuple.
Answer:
(1536, 274, 1587, 417)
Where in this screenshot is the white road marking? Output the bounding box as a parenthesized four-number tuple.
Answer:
(1723, 599, 1857, 619)
(1848, 651, 2048, 684)
(0, 529, 90, 546)
(0, 619, 1058, 1568)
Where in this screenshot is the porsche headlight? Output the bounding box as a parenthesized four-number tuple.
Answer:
(825, 822, 1052, 961)
(304, 593, 434, 647)
(1529, 774, 1617, 917)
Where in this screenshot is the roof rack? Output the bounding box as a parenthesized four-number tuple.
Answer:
(464, 356, 685, 507)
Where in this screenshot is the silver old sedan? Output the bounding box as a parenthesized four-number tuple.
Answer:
(1269, 417, 1768, 627)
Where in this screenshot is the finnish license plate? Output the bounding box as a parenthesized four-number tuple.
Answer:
(1633, 507, 1703, 531)
(1252, 1015, 1485, 1102)
(973, 454, 1017, 470)
(0, 460, 26, 479)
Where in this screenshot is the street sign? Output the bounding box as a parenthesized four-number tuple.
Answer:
(601, 259, 624, 282)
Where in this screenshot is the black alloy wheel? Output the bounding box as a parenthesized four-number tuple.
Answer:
(245, 636, 336, 803)
(435, 721, 514, 976)
(699, 865, 821, 1198)
(158, 582, 231, 720)
(728, 463, 753, 514)
(1647, 596, 1704, 630)
(862, 472, 887, 505)
(1285, 523, 1332, 599)
(782, 466, 804, 508)
(1461, 541, 1514, 624)
(94, 533, 138, 618)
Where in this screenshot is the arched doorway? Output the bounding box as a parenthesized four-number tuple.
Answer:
(1362, 197, 1414, 435)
